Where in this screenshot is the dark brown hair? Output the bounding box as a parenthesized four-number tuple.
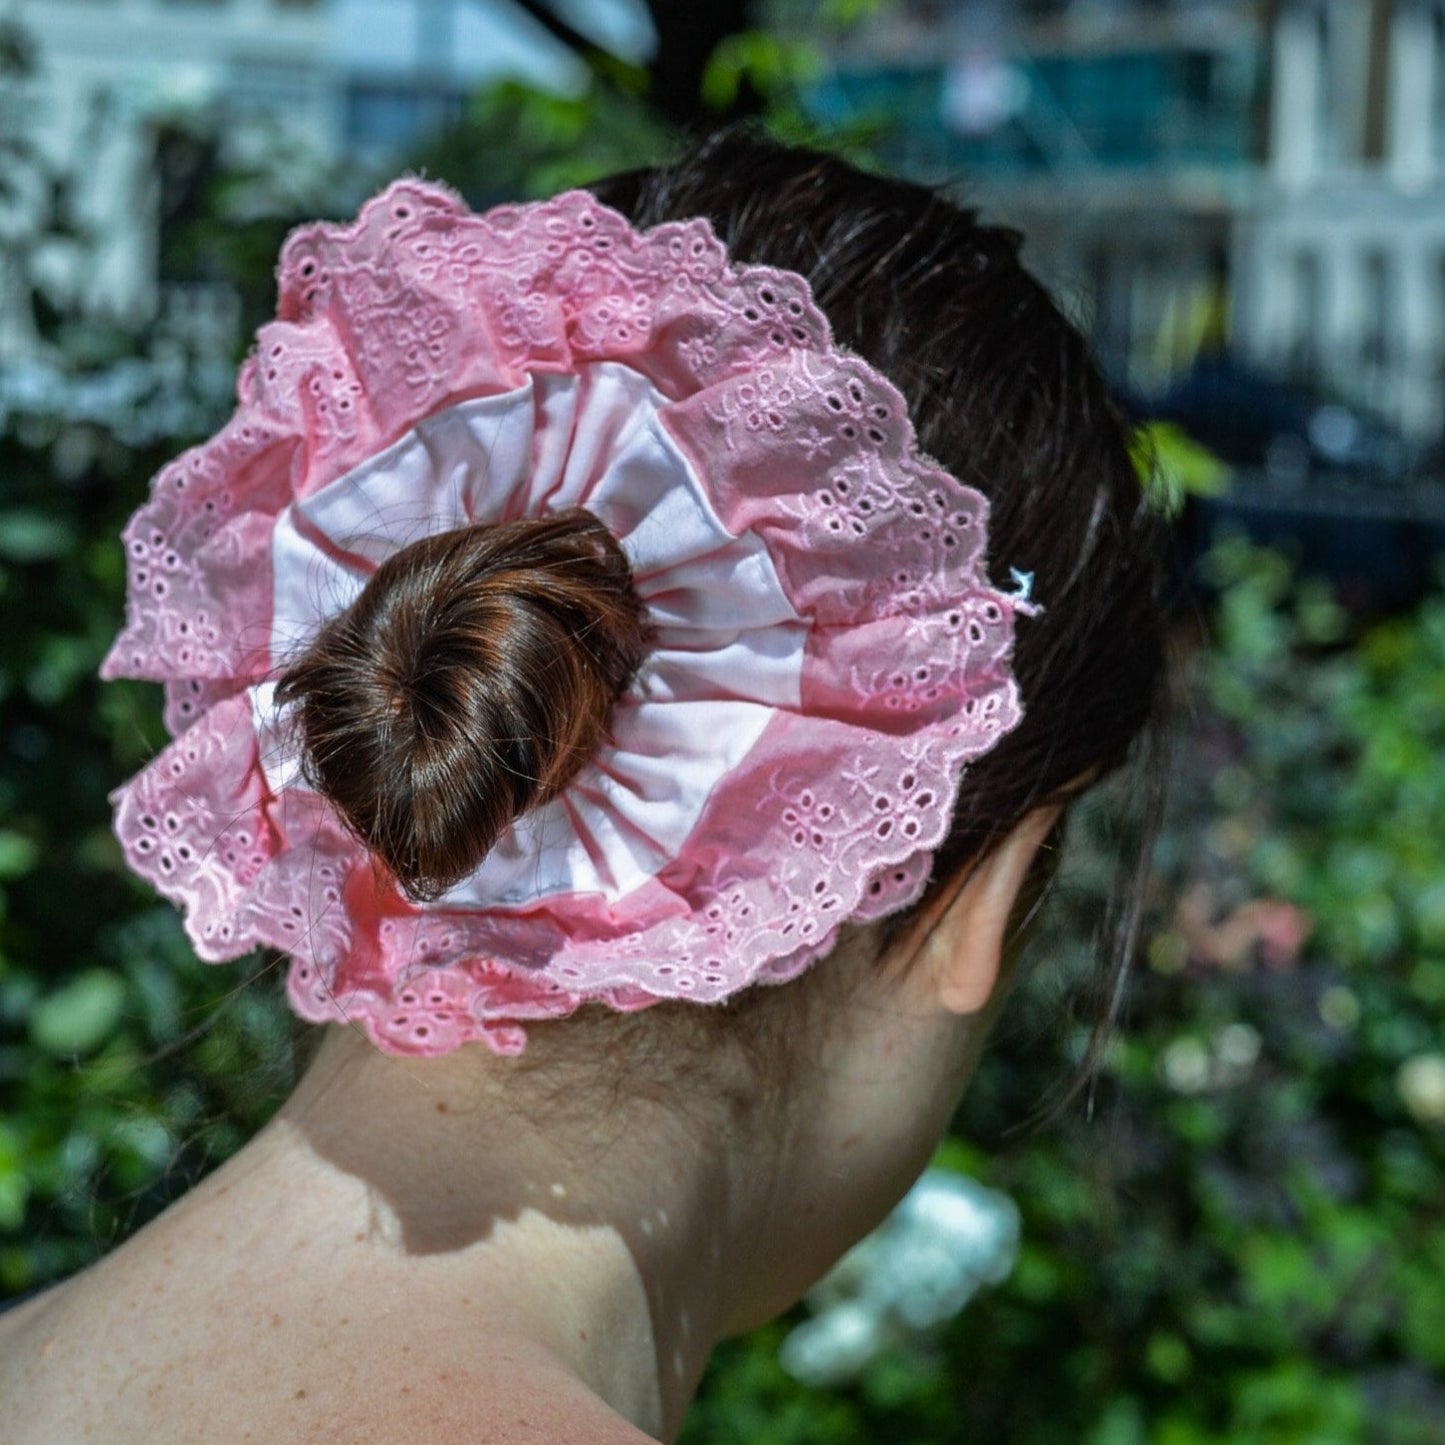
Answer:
(275, 509, 648, 901)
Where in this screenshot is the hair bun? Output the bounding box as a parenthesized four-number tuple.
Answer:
(276, 509, 649, 902)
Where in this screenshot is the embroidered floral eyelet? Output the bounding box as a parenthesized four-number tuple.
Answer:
(105, 178, 1028, 1058)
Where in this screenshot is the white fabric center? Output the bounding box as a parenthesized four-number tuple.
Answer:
(256, 362, 807, 907)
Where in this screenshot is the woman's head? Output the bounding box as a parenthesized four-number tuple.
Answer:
(107, 132, 1164, 1067)
(100, 133, 1171, 1354)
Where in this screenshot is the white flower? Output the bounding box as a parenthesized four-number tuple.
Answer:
(1161, 1037, 1212, 1093)
(1214, 1023, 1262, 1082)
(1397, 1054, 1445, 1124)
(780, 1170, 1020, 1388)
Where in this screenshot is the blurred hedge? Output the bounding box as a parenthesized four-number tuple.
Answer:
(0, 422, 297, 1290)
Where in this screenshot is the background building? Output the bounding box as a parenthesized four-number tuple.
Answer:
(816, 0, 1445, 448)
(0, 0, 334, 351)
(4, 0, 1445, 451)
(1236, 0, 1445, 441)
(0, 0, 648, 361)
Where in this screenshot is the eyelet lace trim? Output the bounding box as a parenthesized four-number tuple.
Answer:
(104, 180, 1027, 1055)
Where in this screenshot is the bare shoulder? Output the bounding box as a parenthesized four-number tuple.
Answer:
(0, 1277, 658, 1445)
(313, 1349, 659, 1445)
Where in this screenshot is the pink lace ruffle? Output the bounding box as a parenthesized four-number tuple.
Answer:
(104, 179, 1028, 1055)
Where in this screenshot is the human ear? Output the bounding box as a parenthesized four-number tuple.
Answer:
(911, 805, 1063, 1016)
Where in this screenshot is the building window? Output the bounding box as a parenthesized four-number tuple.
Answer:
(1432, 5, 1445, 164)
(1360, 249, 1393, 369)
(227, 59, 324, 121)
(1437, 251, 1445, 404)
(343, 81, 466, 158)
(1288, 247, 1322, 383)
(1312, 5, 1339, 167)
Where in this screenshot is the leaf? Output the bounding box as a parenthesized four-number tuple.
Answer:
(0, 831, 39, 880)
(1129, 421, 1230, 519)
(29, 969, 127, 1057)
(0, 1122, 30, 1231)
(0, 510, 76, 563)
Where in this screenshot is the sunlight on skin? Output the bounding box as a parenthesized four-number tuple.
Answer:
(0, 811, 1056, 1444)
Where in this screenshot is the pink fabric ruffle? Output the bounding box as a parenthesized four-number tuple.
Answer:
(104, 179, 1028, 1055)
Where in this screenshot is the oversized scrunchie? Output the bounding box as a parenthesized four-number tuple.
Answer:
(104, 179, 1030, 1056)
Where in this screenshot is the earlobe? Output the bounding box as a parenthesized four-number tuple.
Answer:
(922, 806, 1063, 1016)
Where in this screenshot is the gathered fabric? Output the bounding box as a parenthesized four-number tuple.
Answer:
(104, 178, 1030, 1056)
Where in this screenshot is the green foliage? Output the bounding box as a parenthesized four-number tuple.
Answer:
(0, 420, 297, 1296)
(1130, 421, 1232, 520)
(28, 970, 126, 1057)
(701, 31, 827, 114)
(156, 117, 355, 348)
(682, 542, 1445, 1442)
(405, 1, 889, 208)
(0, 95, 299, 1284)
(408, 75, 675, 205)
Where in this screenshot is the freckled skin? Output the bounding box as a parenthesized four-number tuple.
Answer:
(0, 817, 1051, 1442)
